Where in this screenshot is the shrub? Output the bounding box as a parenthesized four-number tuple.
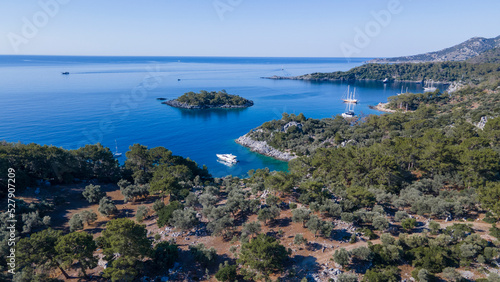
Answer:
(152, 241, 179, 270)
(292, 208, 311, 227)
(361, 228, 378, 240)
(394, 211, 409, 222)
(153, 199, 165, 212)
(364, 266, 400, 282)
(294, 234, 307, 246)
(429, 221, 440, 234)
(98, 197, 117, 217)
(237, 234, 290, 274)
(341, 212, 355, 223)
(157, 201, 183, 227)
(80, 210, 98, 225)
(338, 273, 358, 282)
(170, 207, 198, 231)
(82, 184, 105, 204)
(135, 205, 150, 223)
(401, 218, 417, 231)
(189, 243, 217, 267)
(69, 213, 84, 232)
(350, 246, 373, 262)
(215, 262, 237, 282)
(333, 248, 350, 267)
(442, 267, 462, 281)
(372, 215, 389, 231)
(490, 225, 500, 240)
(241, 221, 261, 238)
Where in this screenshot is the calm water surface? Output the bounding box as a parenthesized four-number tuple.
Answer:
(0, 56, 446, 177)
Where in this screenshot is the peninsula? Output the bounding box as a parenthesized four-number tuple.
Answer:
(162, 90, 254, 109)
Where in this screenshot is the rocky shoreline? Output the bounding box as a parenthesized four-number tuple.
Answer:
(369, 102, 397, 113)
(162, 99, 254, 109)
(262, 75, 431, 84)
(235, 134, 296, 162)
(264, 75, 460, 85)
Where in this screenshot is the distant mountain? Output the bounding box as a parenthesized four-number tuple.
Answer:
(466, 47, 500, 64)
(370, 35, 500, 63)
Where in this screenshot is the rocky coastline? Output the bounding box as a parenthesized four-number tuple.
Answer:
(369, 102, 397, 113)
(235, 134, 296, 162)
(162, 99, 254, 109)
(262, 75, 430, 84)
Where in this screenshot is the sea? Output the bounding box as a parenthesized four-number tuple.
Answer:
(0, 55, 446, 178)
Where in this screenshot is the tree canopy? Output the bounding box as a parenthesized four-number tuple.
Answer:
(238, 234, 290, 274)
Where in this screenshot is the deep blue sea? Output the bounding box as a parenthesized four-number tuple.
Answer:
(0, 55, 446, 177)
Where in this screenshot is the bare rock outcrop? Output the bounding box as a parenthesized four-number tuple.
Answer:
(235, 134, 296, 161)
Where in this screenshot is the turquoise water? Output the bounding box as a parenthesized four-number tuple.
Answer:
(0, 56, 445, 177)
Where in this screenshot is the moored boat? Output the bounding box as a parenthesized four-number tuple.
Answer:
(114, 140, 122, 158)
(342, 86, 359, 103)
(216, 154, 237, 164)
(341, 110, 355, 118)
(424, 79, 437, 92)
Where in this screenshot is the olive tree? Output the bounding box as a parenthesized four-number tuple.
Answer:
(82, 184, 105, 204)
(170, 208, 198, 231)
(98, 197, 117, 217)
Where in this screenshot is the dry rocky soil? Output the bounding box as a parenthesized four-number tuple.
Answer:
(16, 183, 498, 281)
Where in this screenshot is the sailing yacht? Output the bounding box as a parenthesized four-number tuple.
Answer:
(342, 86, 359, 103)
(424, 80, 437, 92)
(114, 140, 122, 157)
(341, 100, 356, 118)
(397, 86, 409, 96)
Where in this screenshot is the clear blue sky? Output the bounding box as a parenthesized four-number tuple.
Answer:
(1, 0, 499, 57)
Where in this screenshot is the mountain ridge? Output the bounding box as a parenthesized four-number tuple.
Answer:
(369, 35, 500, 63)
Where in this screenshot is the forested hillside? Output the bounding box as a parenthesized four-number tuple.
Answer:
(2, 63, 500, 281)
(285, 61, 500, 84)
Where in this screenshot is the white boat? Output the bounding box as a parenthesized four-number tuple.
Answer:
(424, 80, 437, 92)
(341, 100, 356, 118)
(341, 110, 355, 118)
(114, 140, 122, 158)
(342, 86, 358, 103)
(216, 154, 237, 164)
(383, 78, 389, 83)
(397, 86, 409, 96)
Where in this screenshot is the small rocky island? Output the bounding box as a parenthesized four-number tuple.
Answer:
(162, 90, 254, 109)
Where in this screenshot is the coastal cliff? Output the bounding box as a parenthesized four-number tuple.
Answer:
(235, 134, 296, 162)
(163, 99, 253, 109)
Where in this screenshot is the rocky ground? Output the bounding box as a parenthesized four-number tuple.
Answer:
(235, 134, 296, 161)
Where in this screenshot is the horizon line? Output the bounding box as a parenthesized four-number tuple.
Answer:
(0, 54, 377, 59)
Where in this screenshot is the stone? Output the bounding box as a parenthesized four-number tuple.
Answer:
(235, 134, 296, 161)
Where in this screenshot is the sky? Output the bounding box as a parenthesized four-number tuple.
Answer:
(1, 0, 499, 57)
